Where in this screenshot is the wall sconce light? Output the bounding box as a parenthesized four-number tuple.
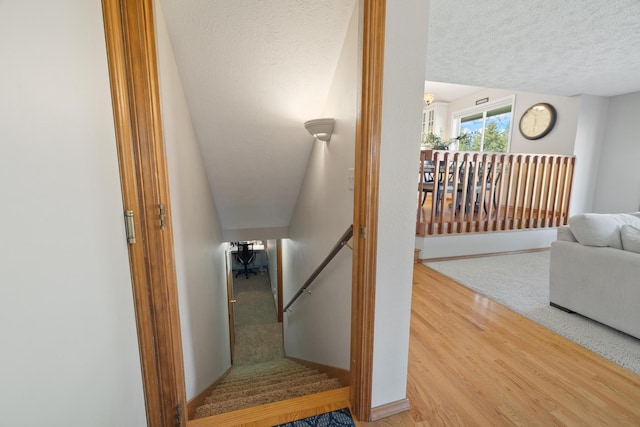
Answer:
(304, 118, 334, 142)
(423, 93, 435, 106)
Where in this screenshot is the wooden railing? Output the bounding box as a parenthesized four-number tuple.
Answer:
(283, 225, 353, 313)
(417, 150, 575, 236)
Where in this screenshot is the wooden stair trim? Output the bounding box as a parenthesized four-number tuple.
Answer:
(187, 386, 351, 427)
(287, 356, 351, 386)
(186, 367, 232, 420)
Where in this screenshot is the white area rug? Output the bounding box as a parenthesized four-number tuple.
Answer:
(425, 251, 640, 377)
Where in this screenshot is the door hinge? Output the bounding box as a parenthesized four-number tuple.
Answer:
(159, 203, 166, 230)
(176, 403, 183, 427)
(360, 225, 367, 239)
(124, 210, 136, 244)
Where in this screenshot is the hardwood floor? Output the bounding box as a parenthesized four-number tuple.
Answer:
(361, 263, 640, 426)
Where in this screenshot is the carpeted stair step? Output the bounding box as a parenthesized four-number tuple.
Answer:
(218, 359, 308, 385)
(225, 358, 298, 375)
(208, 367, 320, 394)
(194, 376, 343, 418)
(210, 368, 320, 396)
(204, 371, 333, 404)
(213, 369, 313, 394)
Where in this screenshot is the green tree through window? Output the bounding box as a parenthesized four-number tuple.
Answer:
(458, 104, 511, 152)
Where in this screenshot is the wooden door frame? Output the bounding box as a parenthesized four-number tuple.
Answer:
(102, 0, 186, 426)
(350, 0, 385, 421)
(102, 0, 385, 424)
(225, 251, 235, 364)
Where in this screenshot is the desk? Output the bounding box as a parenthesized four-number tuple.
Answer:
(229, 244, 268, 272)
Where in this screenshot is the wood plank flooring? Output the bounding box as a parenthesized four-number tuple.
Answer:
(361, 263, 640, 426)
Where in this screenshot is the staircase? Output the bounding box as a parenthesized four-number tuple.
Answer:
(191, 266, 347, 423)
(194, 358, 343, 419)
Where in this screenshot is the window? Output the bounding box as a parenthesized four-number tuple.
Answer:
(453, 96, 514, 153)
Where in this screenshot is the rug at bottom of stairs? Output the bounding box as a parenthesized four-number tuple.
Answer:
(274, 407, 355, 427)
(194, 358, 343, 419)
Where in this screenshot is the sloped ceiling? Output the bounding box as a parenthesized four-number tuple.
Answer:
(157, 0, 356, 234)
(158, 0, 640, 236)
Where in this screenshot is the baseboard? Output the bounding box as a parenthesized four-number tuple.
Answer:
(287, 356, 351, 386)
(550, 302, 575, 314)
(186, 366, 232, 420)
(420, 247, 550, 263)
(369, 398, 410, 421)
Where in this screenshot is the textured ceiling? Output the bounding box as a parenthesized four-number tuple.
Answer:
(158, 0, 640, 235)
(426, 0, 640, 97)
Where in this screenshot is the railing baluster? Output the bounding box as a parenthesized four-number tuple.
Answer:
(516, 156, 523, 227)
(503, 155, 516, 230)
(488, 154, 496, 228)
(493, 157, 507, 231)
(417, 152, 425, 235)
(460, 152, 471, 233)
(431, 151, 440, 234)
(466, 153, 478, 232)
(448, 152, 459, 230)
(417, 151, 575, 236)
(526, 156, 537, 228)
(557, 158, 567, 226)
(536, 156, 547, 227)
(561, 157, 575, 225)
(543, 157, 556, 227)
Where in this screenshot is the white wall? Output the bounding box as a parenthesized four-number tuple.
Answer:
(571, 95, 609, 214)
(222, 226, 289, 243)
(593, 91, 640, 213)
(417, 229, 557, 259)
(281, 2, 358, 370)
(155, 3, 230, 400)
(0, 2, 146, 426)
(372, 0, 429, 408)
(446, 88, 581, 155)
(510, 92, 581, 155)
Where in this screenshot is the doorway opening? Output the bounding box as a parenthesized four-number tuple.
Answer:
(101, 0, 385, 424)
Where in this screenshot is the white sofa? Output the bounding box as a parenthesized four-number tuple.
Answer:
(549, 212, 640, 339)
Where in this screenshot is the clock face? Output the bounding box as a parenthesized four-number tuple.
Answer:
(519, 103, 557, 140)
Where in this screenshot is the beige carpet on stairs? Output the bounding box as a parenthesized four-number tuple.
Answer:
(194, 359, 343, 418)
(194, 269, 342, 419)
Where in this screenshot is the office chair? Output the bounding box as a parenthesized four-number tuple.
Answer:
(235, 242, 257, 279)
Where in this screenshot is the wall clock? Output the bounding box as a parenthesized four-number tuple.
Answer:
(519, 103, 557, 140)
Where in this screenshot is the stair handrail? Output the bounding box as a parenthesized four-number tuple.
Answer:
(283, 224, 354, 313)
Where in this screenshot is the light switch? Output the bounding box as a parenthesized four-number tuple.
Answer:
(347, 168, 354, 190)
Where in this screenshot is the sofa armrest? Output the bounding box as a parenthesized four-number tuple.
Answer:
(556, 225, 577, 242)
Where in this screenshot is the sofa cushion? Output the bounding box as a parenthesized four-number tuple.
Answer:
(568, 213, 640, 249)
(621, 225, 640, 254)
